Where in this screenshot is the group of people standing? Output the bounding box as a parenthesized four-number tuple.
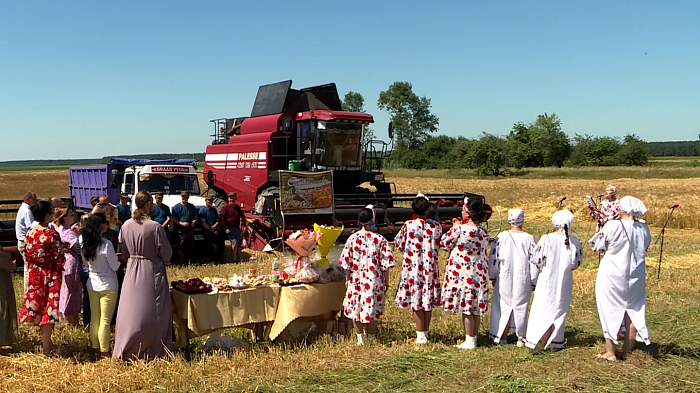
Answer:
(1, 190, 174, 360)
(340, 187, 652, 361)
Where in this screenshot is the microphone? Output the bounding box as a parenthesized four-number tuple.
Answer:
(598, 194, 604, 198)
(670, 203, 679, 209)
(558, 196, 567, 204)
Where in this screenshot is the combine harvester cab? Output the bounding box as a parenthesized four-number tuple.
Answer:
(204, 80, 484, 250)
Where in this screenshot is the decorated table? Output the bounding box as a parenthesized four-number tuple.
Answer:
(171, 285, 280, 348)
(171, 281, 347, 348)
(269, 281, 346, 340)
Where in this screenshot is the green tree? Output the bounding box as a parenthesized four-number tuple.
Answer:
(377, 82, 439, 151)
(466, 133, 507, 176)
(617, 134, 649, 165)
(341, 91, 374, 149)
(529, 113, 571, 167)
(570, 134, 621, 166)
(504, 114, 570, 168)
(505, 122, 536, 168)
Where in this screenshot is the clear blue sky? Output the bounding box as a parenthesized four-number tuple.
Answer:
(1, 0, 698, 161)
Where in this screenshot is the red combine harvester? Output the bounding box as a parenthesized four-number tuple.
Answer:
(204, 80, 485, 250)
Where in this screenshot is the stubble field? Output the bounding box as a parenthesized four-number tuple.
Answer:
(1, 166, 699, 392)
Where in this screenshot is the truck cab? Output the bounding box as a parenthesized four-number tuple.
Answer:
(120, 164, 204, 214)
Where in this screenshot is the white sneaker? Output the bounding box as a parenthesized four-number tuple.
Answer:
(517, 339, 525, 348)
(415, 336, 429, 345)
(453, 340, 476, 350)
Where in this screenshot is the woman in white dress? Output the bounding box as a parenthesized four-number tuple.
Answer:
(488, 209, 538, 346)
(525, 209, 583, 350)
(589, 196, 651, 362)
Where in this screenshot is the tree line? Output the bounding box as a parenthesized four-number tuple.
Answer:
(343, 82, 652, 175)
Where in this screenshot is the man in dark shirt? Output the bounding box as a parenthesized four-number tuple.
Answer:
(171, 191, 198, 265)
(152, 192, 172, 242)
(199, 196, 224, 264)
(219, 191, 246, 262)
(116, 192, 131, 230)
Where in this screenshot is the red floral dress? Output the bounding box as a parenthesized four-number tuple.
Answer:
(339, 231, 395, 322)
(440, 224, 490, 315)
(394, 218, 442, 311)
(19, 226, 65, 326)
(590, 199, 620, 231)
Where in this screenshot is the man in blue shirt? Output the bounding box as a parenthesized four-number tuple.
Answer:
(116, 192, 131, 231)
(199, 196, 224, 264)
(171, 191, 198, 265)
(152, 192, 172, 240)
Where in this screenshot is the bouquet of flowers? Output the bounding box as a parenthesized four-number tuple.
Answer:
(285, 228, 320, 257)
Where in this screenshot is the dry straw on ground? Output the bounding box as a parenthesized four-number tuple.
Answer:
(1, 168, 699, 392)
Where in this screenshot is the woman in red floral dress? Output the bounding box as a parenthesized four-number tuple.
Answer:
(339, 206, 395, 346)
(440, 198, 491, 350)
(19, 200, 65, 355)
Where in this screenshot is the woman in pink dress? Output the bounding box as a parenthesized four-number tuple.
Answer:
(394, 194, 442, 344)
(441, 198, 491, 350)
(339, 205, 395, 345)
(54, 207, 81, 326)
(19, 199, 65, 355)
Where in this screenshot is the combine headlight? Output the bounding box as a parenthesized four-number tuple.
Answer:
(375, 174, 384, 181)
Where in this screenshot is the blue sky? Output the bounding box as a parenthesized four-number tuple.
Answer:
(1, 0, 698, 161)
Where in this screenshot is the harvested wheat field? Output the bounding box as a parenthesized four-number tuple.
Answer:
(0, 167, 699, 392)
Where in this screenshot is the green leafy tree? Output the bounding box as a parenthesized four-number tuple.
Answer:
(529, 113, 570, 167)
(505, 122, 536, 168)
(617, 134, 649, 165)
(466, 133, 507, 176)
(377, 82, 439, 151)
(342, 91, 374, 149)
(570, 134, 621, 166)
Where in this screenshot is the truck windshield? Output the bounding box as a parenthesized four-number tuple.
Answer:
(315, 122, 363, 169)
(138, 174, 200, 195)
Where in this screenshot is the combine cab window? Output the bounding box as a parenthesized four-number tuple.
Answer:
(138, 174, 201, 195)
(315, 122, 363, 169)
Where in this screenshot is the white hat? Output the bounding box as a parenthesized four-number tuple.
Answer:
(552, 209, 575, 229)
(508, 209, 524, 227)
(416, 193, 429, 202)
(619, 196, 647, 220)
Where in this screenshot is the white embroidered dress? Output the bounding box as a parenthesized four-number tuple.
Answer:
(525, 233, 582, 349)
(394, 218, 442, 311)
(589, 218, 651, 345)
(488, 230, 538, 343)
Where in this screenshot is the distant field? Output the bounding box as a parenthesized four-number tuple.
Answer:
(0, 166, 70, 173)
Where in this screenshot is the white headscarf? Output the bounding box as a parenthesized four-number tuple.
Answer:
(416, 193, 429, 202)
(365, 204, 376, 223)
(619, 196, 647, 221)
(463, 197, 470, 213)
(508, 209, 524, 227)
(552, 209, 575, 229)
